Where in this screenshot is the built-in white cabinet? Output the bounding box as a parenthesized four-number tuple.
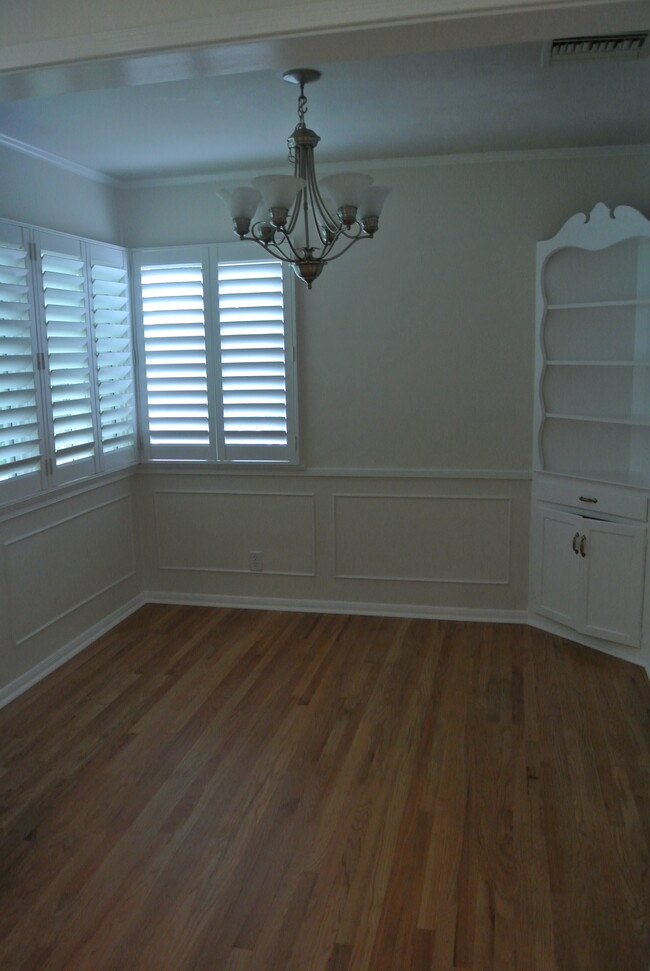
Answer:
(534, 498, 646, 648)
(530, 204, 650, 656)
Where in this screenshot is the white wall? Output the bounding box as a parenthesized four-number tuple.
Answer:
(135, 470, 531, 619)
(0, 142, 121, 243)
(121, 149, 650, 472)
(126, 147, 650, 626)
(0, 149, 134, 705)
(0, 476, 142, 705)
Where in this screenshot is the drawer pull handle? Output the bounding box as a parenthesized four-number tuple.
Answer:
(572, 532, 580, 554)
(579, 495, 598, 504)
(580, 534, 587, 557)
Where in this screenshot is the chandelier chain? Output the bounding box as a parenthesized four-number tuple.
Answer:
(297, 83, 308, 126)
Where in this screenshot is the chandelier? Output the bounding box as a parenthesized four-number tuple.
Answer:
(216, 69, 391, 289)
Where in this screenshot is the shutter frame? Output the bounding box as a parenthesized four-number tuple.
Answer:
(133, 246, 214, 461)
(88, 242, 137, 470)
(0, 220, 45, 501)
(35, 230, 99, 485)
(215, 247, 298, 464)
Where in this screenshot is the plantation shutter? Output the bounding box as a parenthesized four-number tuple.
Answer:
(89, 244, 137, 469)
(136, 250, 212, 460)
(36, 231, 97, 483)
(132, 243, 297, 465)
(0, 222, 44, 499)
(216, 258, 296, 462)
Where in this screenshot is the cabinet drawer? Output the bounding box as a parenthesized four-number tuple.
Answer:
(535, 477, 648, 521)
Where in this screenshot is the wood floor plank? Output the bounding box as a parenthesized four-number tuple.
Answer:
(0, 606, 648, 970)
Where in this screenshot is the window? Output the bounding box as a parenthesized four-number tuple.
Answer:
(132, 243, 298, 464)
(0, 222, 297, 507)
(0, 219, 137, 503)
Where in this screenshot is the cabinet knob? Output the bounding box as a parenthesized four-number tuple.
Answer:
(579, 534, 587, 557)
(572, 532, 580, 554)
(579, 496, 598, 504)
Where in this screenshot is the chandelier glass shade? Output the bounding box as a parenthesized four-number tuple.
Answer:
(216, 69, 391, 288)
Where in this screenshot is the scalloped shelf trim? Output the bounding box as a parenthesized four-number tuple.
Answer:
(540, 203, 650, 253)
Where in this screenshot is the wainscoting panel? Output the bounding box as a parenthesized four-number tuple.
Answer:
(153, 490, 316, 576)
(4, 494, 136, 645)
(334, 494, 511, 584)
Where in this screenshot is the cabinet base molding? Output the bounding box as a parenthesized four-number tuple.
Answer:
(528, 611, 650, 679)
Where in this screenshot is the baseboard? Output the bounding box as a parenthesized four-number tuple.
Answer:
(6, 593, 645, 712)
(0, 594, 146, 710)
(142, 589, 529, 624)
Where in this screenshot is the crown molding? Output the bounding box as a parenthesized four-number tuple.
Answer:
(1, 131, 648, 191)
(123, 142, 650, 189)
(0, 133, 123, 187)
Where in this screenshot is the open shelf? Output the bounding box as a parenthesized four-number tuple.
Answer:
(547, 298, 650, 310)
(546, 360, 650, 367)
(536, 207, 650, 483)
(543, 236, 650, 305)
(546, 413, 650, 426)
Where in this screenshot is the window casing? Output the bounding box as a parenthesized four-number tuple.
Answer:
(132, 242, 298, 465)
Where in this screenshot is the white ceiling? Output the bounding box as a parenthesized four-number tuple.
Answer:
(0, 39, 648, 183)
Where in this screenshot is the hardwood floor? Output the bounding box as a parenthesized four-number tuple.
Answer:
(0, 606, 648, 970)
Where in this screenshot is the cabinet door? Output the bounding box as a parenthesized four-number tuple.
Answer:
(580, 519, 646, 648)
(535, 507, 581, 629)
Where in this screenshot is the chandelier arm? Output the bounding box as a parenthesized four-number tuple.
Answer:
(318, 221, 363, 258)
(306, 155, 339, 232)
(249, 236, 297, 264)
(301, 185, 312, 253)
(248, 224, 297, 262)
(321, 231, 371, 263)
(281, 227, 314, 262)
(284, 188, 303, 236)
(317, 226, 346, 257)
(310, 188, 339, 233)
(267, 224, 313, 263)
(336, 223, 366, 241)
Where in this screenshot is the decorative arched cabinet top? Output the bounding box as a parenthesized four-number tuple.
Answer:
(539, 203, 650, 257)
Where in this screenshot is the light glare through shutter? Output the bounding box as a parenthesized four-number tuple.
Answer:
(91, 260, 136, 457)
(140, 263, 209, 447)
(41, 248, 96, 467)
(218, 261, 288, 450)
(0, 237, 41, 481)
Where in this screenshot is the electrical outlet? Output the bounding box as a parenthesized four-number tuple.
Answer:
(249, 550, 263, 572)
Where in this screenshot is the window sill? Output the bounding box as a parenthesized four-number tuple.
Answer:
(135, 459, 305, 477)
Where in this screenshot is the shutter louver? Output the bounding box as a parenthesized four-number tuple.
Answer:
(140, 262, 210, 457)
(218, 260, 289, 459)
(91, 258, 136, 464)
(0, 233, 42, 484)
(40, 247, 96, 469)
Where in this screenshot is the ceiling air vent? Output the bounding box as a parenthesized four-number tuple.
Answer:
(543, 32, 648, 64)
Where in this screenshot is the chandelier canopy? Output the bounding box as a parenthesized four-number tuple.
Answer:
(216, 69, 391, 289)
